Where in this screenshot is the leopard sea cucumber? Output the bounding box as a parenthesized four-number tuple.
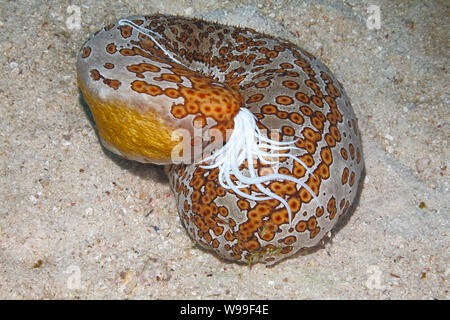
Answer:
(77, 14, 364, 265)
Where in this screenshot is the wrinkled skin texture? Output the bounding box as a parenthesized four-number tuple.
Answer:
(77, 15, 364, 265)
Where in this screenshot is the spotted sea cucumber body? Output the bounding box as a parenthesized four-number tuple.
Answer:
(77, 15, 364, 265)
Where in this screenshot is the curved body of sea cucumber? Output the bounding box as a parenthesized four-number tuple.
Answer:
(77, 14, 364, 265)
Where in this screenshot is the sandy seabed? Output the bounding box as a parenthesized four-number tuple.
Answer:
(0, 0, 448, 299)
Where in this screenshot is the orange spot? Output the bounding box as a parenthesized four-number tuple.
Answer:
(300, 105, 312, 116)
(104, 79, 121, 90)
(305, 79, 318, 90)
(119, 48, 135, 56)
(276, 95, 294, 105)
(261, 104, 277, 114)
(311, 116, 324, 130)
(320, 147, 333, 165)
(90, 69, 101, 81)
(265, 50, 278, 58)
(247, 94, 264, 103)
(280, 62, 293, 69)
(310, 227, 320, 239)
(326, 83, 341, 98)
(238, 200, 250, 210)
(82, 46, 91, 58)
(164, 88, 181, 99)
(349, 143, 355, 159)
(311, 95, 323, 107)
(325, 133, 336, 147)
(307, 217, 317, 230)
(293, 160, 306, 178)
(104, 62, 114, 69)
(118, 25, 132, 38)
(295, 220, 307, 232)
(299, 187, 312, 203)
(349, 171, 355, 187)
(282, 235, 297, 245)
(294, 59, 309, 68)
(289, 112, 304, 125)
(276, 111, 288, 119)
(341, 168, 349, 184)
(324, 95, 336, 107)
(256, 80, 271, 88)
(218, 206, 229, 217)
(288, 197, 301, 213)
(282, 126, 295, 136)
(282, 80, 299, 90)
(106, 43, 117, 54)
(329, 125, 341, 142)
(317, 163, 330, 179)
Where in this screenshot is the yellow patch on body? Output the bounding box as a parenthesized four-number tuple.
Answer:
(79, 82, 180, 163)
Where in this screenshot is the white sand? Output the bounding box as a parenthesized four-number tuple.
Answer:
(0, 0, 448, 299)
